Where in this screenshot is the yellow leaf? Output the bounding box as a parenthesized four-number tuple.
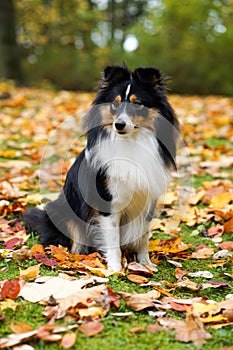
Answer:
(210, 192, 233, 209)
(193, 302, 217, 315)
(19, 264, 41, 280)
(149, 236, 191, 254)
(201, 314, 227, 324)
(0, 299, 18, 311)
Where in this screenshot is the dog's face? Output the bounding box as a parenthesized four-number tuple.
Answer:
(92, 65, 166, 136)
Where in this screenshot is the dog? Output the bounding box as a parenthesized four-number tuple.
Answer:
(24, 65, 179, 271)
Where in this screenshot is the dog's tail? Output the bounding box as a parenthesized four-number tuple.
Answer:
(23, 199, 71, 249)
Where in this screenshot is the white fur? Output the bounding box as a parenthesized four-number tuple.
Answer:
(85, 128, 171, 270)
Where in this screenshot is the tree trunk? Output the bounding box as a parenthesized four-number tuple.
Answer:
(0, 0, 23, 83)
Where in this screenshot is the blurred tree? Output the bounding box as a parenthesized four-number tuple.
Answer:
(1, 0, 232, 94)
(0, 0, 23, 83)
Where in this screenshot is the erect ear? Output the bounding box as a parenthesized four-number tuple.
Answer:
(133, 67, 163, 87)
(101, 65, 131, 87)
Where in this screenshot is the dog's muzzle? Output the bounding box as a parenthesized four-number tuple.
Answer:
(113, 113, 137, 134)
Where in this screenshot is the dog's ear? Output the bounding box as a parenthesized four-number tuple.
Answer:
(133, 67, 163, 88)
(101, 65, 131, 87)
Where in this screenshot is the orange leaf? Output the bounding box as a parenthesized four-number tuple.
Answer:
(61, 332, 77, 348)
(129, 326, 145, 333)
(127, 274, 149, 284)
(219, 241, 233, 252)
(1, 279, 20, 300)
(79, 321, 104, 337)
(224, 218, 233, 233)
(31, 244, 45, 255)
(19, 264, 41, 280)
(149, 236, 191, 254)
(10, 320, 33, 333)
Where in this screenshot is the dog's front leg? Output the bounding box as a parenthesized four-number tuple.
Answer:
(100, 214, 122, 271)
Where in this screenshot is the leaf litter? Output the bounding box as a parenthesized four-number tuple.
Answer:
(0, 87, 233, 348)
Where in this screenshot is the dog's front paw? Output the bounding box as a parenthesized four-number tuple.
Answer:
(137, 253, 158, 272)
(107, 260, 122, 272)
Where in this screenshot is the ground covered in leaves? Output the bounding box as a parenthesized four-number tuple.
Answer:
(0, 83, 233, 350)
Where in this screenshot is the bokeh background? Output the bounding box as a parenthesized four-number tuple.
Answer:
(0, 0, 232, 94)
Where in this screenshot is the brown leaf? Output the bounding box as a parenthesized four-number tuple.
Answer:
(79, 321, 104, 337)
(20, 276, 107, 303)
(224, 218, 233, 233)
(159, 312, 212, 347)
(219, 241, 233, 252)
(107, 286, 121, 308)
(1, 279, 20, 300)
(127, 274, 149, 284)
(61, 332, 77, 348)
(10, 321, 33, 334)
(127, 262, 154, 276)
(207, 224, 224, 237)
(129, 326, 145, 333)
(191, 247, 214, 259)
(118, 290, 160, 311)
(12, 246, 32, 263)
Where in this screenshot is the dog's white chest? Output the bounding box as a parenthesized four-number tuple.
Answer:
(103, 131, 170, 200)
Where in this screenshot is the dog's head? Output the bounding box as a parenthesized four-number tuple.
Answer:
(85, 65, 179, 169)
(91, 65, 168, 136)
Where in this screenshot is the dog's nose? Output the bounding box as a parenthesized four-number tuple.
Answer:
(114, 121, 126, 131)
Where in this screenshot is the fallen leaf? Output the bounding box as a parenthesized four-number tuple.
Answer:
(127, 262, 154, 276)
(19, 264, 41, 281)
(0, 279, 21, 299)
(188, 271, 214, 279)
(79, 321, 104, 337)
(60, 332, 77, 348)
(19, 276, 108, 303)
(0, 299, 19, 311)
(191, 247, 215, 259)
(118, 290, 160, 311)
(210, 192, 232, 209)
(10, 321, 33, 334)
(159, 312, 212, 347)
(219, 241, 233, 252)
(12, 246, 32, 263)
(224, 218, 233, 233)
(30, 244, 45, 255)
(129, 326, 145, 333)
(127, 274, 149, 284)
(149, 236, 191, 254)
(207, 224, 224, 237)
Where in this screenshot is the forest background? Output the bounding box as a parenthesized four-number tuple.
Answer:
(0, 0, 233, 95)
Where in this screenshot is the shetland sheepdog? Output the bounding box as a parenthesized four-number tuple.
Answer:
(24, 65, 179, 271)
